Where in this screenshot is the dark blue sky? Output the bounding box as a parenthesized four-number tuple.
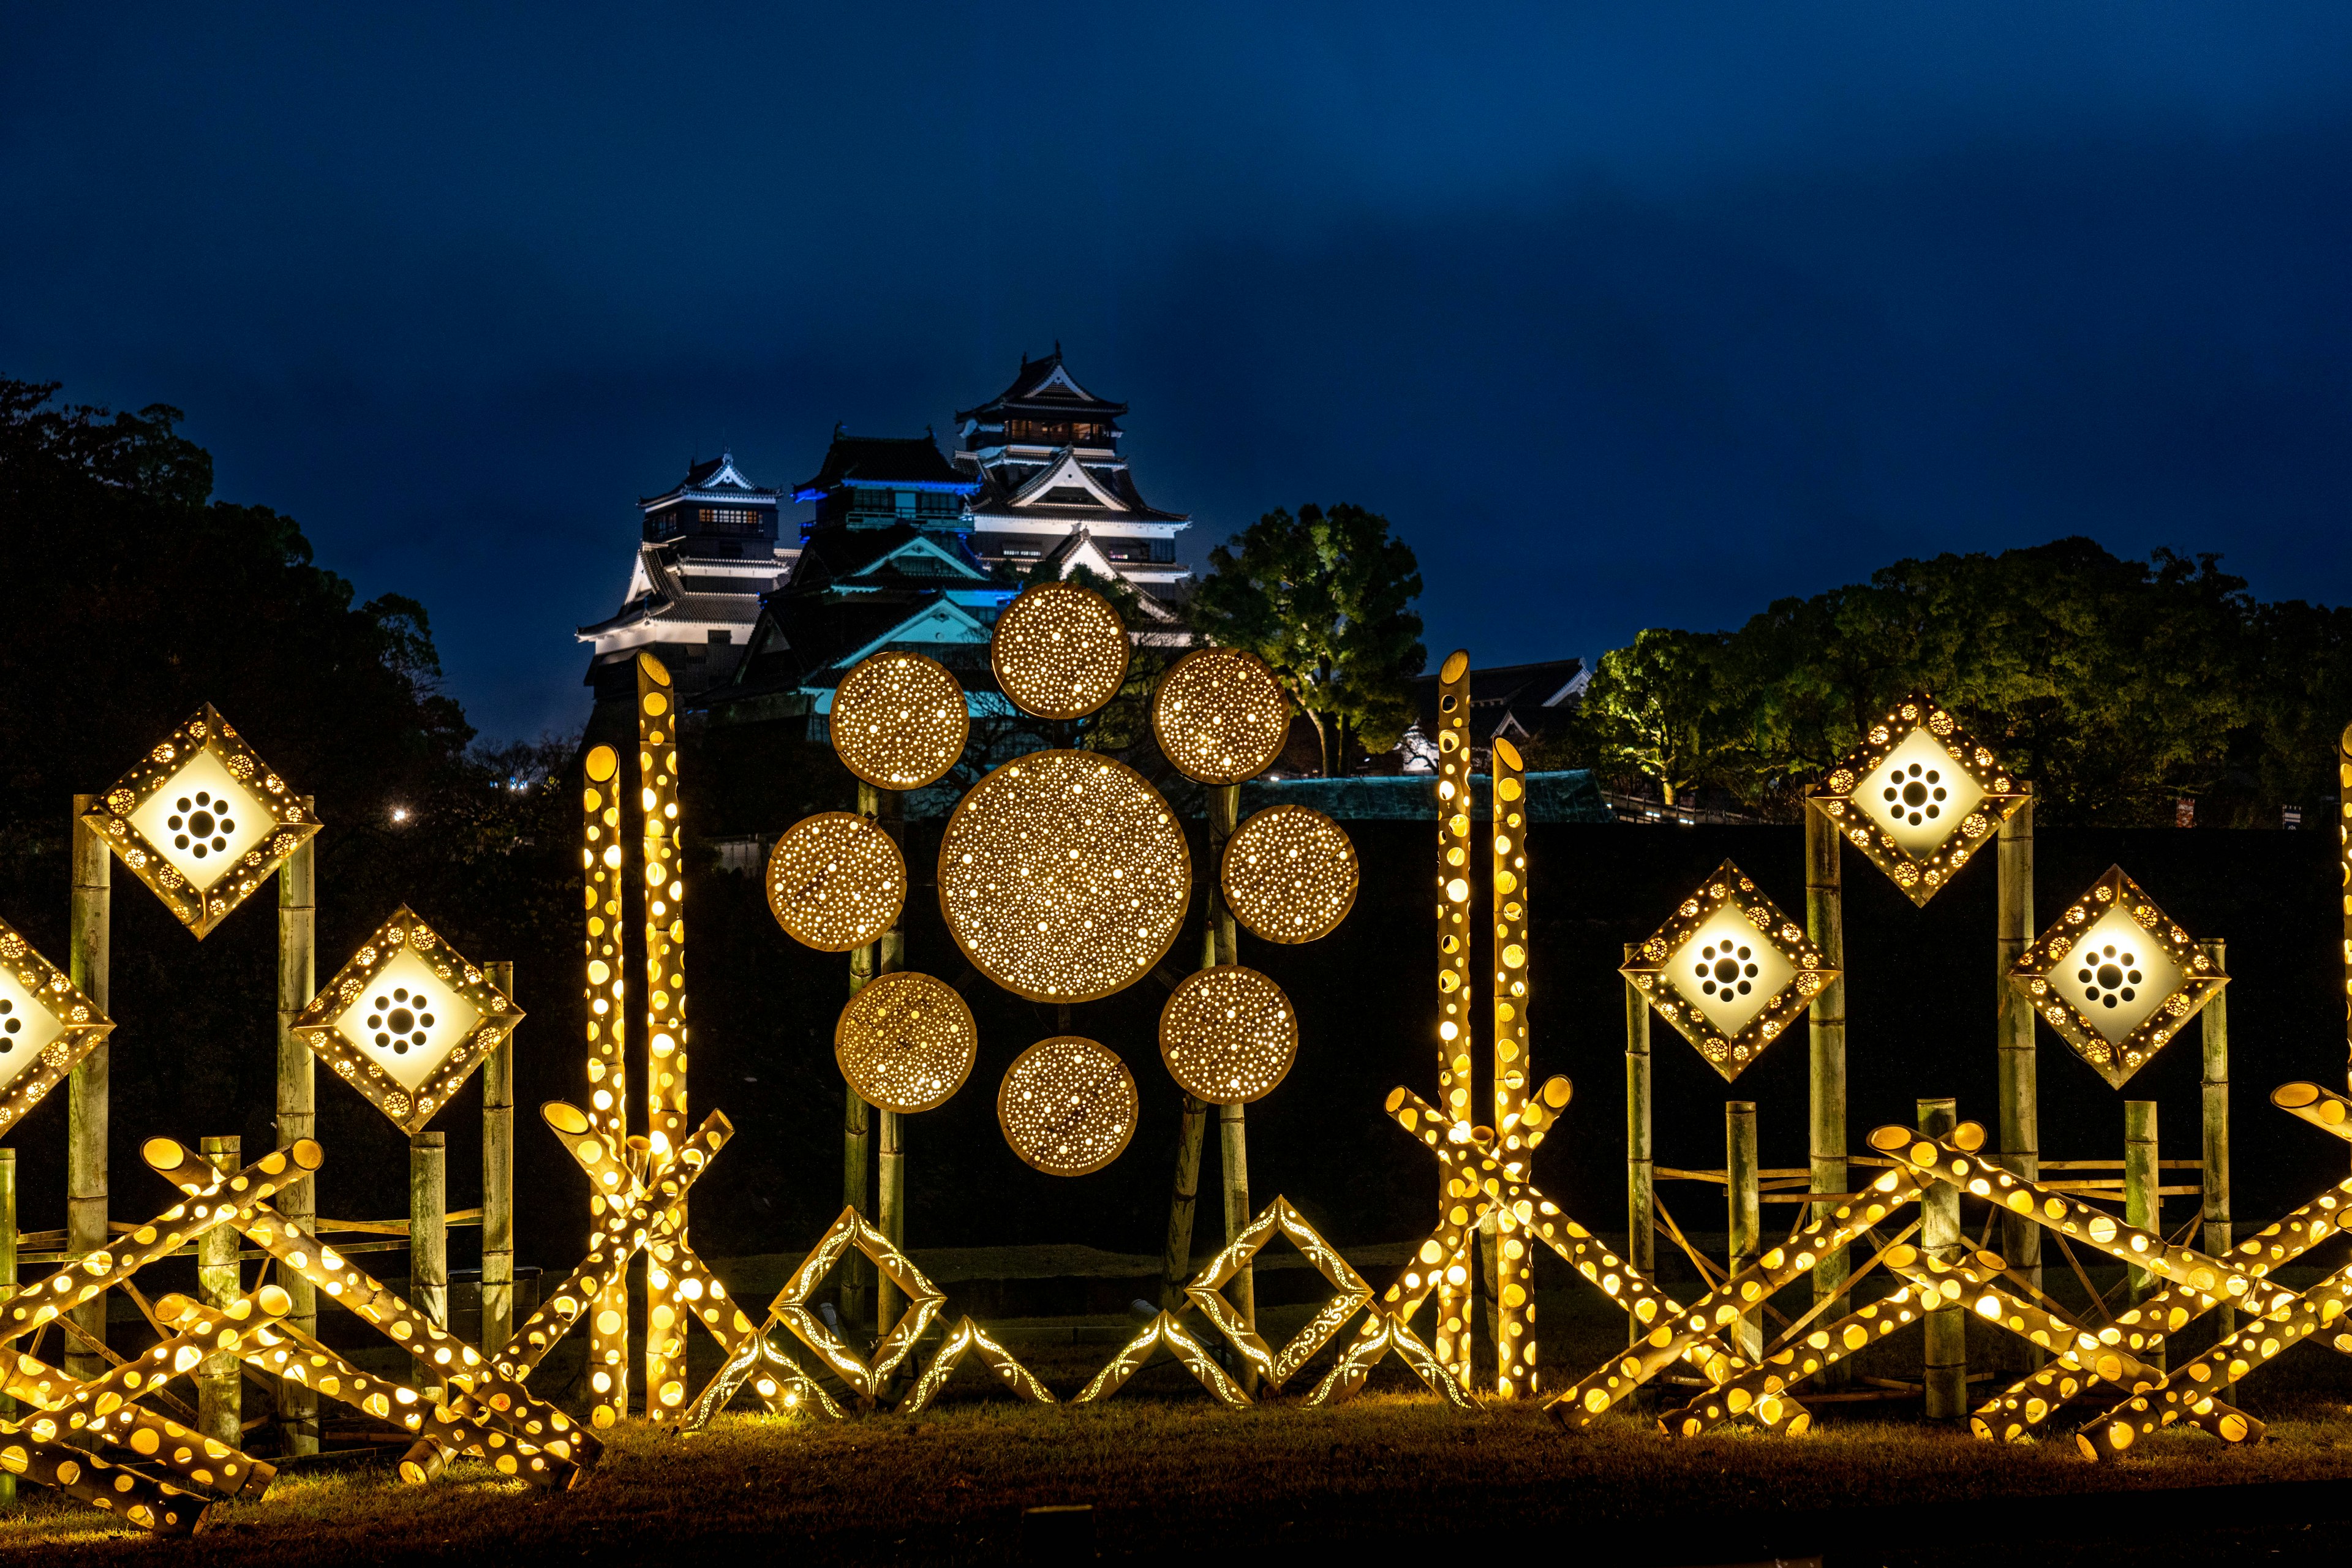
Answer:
(7, 6, 2348, 740)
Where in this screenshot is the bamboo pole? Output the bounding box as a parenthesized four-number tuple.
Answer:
(1157, 785, 1240, 1309)
(638, 655, 692, 1417)
(274, 802, 318, 1452)
(0, 1147, 13, 1510)
(1918, 1096, 1967, 1417)
(1433, 652, 1475, 1386)
(66, 794, 108, 1384)
(1205, 784, 1254, 1396)
(1726, 1101, 1761, 1362)
(1803, 801, 1849, 1387)
(2342, 722, 2351, 1169)
(875, 788, 906, 1340)
(1491, 739, 1532, 1397)
(197, 1136, 241, 1447)
(582, 746, 630, 1427)
(1995, 786, 2041, 1365)
(1624, 943, 1654, 1349)
(412, 1132, 448, 1401)
(842, 780, 880, 1332)
(2200, 938, 2232, 1394)
(481, 959, 516, 1358)
(2125, 1101, 2159, 1317)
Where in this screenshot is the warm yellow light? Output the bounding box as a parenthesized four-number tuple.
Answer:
(1619, 860, 1835, 1082)
(768, 1206, 946, 1407)
(2005, 865, 2225, 1088)
(990, 579, 1129, 721)
(1158, 965, 1297, 1105)
(1220, 804, 1359, 945)
(1150, 645, 1291, 785)
(1805, 693, 2027, 907)
(835, 971, 977, 1114)
(0, 919, 112, 1136)
(830, 650, 970, 790)
(997, 1035, 1138, 1176)
(1185, 1197, 1371, 1390)
(767, 810, 907, 952)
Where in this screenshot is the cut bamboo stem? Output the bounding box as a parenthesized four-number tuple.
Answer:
(411, 1132, 448, 1402)
(1433, 653, 1475, 1388)
(2200, 938, 2233, 1395)
(0, 1146, 14, 1509)
(2125, 1100, 2159, 1325)
(66, 794, 109, 1384)
(274, 803, 318, 1452)
(2342, 722, 2351, 1163)
(481, 960, 515, 1359)
(1726, 1101, 1762, 1362)
(1624, 943, 1654, 1349)
(1918, 1096, 1967, 1417)
(843, 779, 881, 1332)
(1995, 786, 2041, 1368)
(1491, 739, 1532, 1397)
(875, 790, 906, 1342)
(1803, 800, 1850, 1387)
(1205, 783, 1255, 1396)
(197, 1136, 241, 1447)
(1158, 1093, 1208, 1311)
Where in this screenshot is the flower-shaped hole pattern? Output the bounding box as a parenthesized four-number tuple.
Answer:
(1159, 965, 1298, 1105)
(767, 812, 907, 953)
(830, 652, 970, 790)
(998, 1036, 1138, 1177)
(990, 582, 1129, 722)
(1221, 805, 1359, 944)
(1151, 647, 1291, 785)
(835, 971, 978, 1114)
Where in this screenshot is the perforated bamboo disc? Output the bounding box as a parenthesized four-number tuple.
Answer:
(1159, 965, 1297, 1105)
(830, 652, 970, 790)
(767, 812, 905, 952)
(1221, 804, 1359, 944)
(998, 1036, 1137, 1176)
(990, 581, 1129, 721)
(1151, 646, 1290, 785)
(835, 971, 976, 1113)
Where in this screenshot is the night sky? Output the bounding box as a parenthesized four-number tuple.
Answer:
(6, 7, 2348, 741)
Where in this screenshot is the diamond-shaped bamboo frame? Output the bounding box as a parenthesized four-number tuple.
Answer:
(292, 907, 524, 1135)
(0, 916, 112, 1137)
(2007, 865, 2225, 1089)
(1619, 859, 1836, 1082)
(1185, 1196, 1370, 1391)
(83, 704, 320, 938)
(1806, 692, 2028, 907)
(769, 1205, 946, 1406)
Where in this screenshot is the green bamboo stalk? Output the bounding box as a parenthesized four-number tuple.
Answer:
(66, 795, 108, 1384)
(2125, 1101, 2159, 1316)
(1726, 1101, 1761, 1362)
(1803, 801, 1849, 1386)
(197, 1136, 241, 1447)
(411, 1132, 448, 1401)
(0, 1147, 14, 1510)
(1624, 943, 1653, 1349)
(2200, 938, 2232, 1396)
(275, 805, 318, 1451)
(1919, 1096, 1967, 1417)
(875, 787, 906, 1340)
(1995, 787, 2040, 1369)
(481, 960, 516, 1358)
(842, 780, 880, 1331)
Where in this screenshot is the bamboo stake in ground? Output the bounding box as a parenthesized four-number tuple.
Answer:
(1726, 1101, 1761, 1361)
(1995, 784, 2040, 1366)
(1918, 1096, 1967, 1416)
(637, 654, 695, 1416)
(1491, 737, 1533, 1396)
(1803, 797, 1850, 1386)
(275, 799, 318, 1452)
(66, 793, 109, 1383)
(412, 1131, 448, 1402)
(842, 780, 881, 1333)
(1159, 785, 1242, 1309)
(1623, 943, 1653, 1349)
(1205, 783, 1254, 1396)
(874, 788, 906, 1340)
(1432, 650, 1475, 1385)
(482, 959, 516, 1357)
(198, 1135, 241, 1448)
(581, 744, 631, 1428)
(2125, 1101, 2159, 1321)
(2200, 938, 2232, 1395)
(0, 1145, 13, 1510)
(2342, 722, 2351, 1153)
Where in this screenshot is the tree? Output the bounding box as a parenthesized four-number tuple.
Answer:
(1578, 628, 1737, 807)
(1187, 503, 1425, 776)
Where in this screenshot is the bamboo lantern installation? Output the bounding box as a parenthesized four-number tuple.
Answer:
(767, 811, 907, 952)
(1158, 966, 1297, 1106)
(1621, 860, 1838, 1081)
(989, 579, 1129, 722)
(2005, 865, 2228, 1088)
(0, 918, 112, 1136)
(1150, 646, 1291, 786)
(1221, 804, 1359, 944)
(998, 1036, 1138, 1176)
(835, 971, 977, 1114)
(1804, 694, 2029, 907)
(1183, 1196, 1372, 1391)
(2340, 720, 2351, 1115)
(828, 650, 970, 791)
(1490, 735, 1537, 1396)
(1431, 649, 1476, 1387)
(767, 1205, 946, 1408)
(579, 739, 632, 1427)
(636, 654, 699, 1415)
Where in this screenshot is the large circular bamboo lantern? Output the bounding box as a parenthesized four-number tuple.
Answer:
(991, 581, 1129, 721)
(835, 971, 976, 1114)
(830, 652, 969, 790)
(1159, 965, 1297, 1104)
(998, 1036, 1137, 1176)
(1221, 804, 1358, 944)
(767, 812, 906, 952)
(1151, 646, 1289, 785)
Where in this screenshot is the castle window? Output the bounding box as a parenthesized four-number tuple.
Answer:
(698, 507, 765, 536)
(916, 491, 959, 517)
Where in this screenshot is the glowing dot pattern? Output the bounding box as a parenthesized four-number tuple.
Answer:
(638, 653, 693, 1414)
(830, 651, 970, 790)
(1221, 804, 1358, 946)
(0, 914, 107, 1131)
(990, 581, 1129, 721)
(1431, 649, 1475, 1390)
(2006, 864, 2222, 1087)
(998, 1036, 1138, 1177)
(938, 750, 1188, 1002)
(835, 971, 978, 1114)
(767, 812, 907, 953)
(1151, 646, 1290, 785)
(1159, 966, 1297, 1105)
(577, 738, 630, 1428)
(1804, 693, 2023, 909)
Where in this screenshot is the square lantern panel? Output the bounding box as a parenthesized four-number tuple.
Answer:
(293, 907, 522, 1134)
(1806, 694, 2029, 907)
(1620, 859, 1838, 1082)
(2007, 865, 2225, 1089)
(0, 918, 113, 1137)
(85, 704, 320, 938)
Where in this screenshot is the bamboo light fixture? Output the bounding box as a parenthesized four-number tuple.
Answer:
(937, 750, 1189, 1001)
(767, 810, 907, 952)
(1150, 646, 1291, 785)
(0, 918, 111, 1137)
(83, 704, 320, 938)
(2340, 722, 2351, 1109)
(1430, 648, 1476, 1388)
(1621, 859, 1838, 1082)
(835, 971, 977, 1114)
(1074, 1309, 1252, 1406)
(769, 1205, 946, 1406)
(291, 908, 522, 1135)
(997, 1035, 1137, 1175)
(578, 739, 631, 1429)
(990, 579, 1129, 721)
(1220, 804, 1359, 944)
(2006, 865, 2226, 1088)
(898, 1316, 1056, 1414)
(829, 650, 970, 790)
(1491, 734, 1534, 1396)
(1158, 965, 1297, 1105)
(1805, 693, 2028, 906)
(635, 654, 698, 1417)
(1183, 1196, 1371, 1390)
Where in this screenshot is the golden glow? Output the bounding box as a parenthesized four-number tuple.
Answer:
(1072, 1311, 1250, 1408)
(1185, 1197, 1370, 1389)
(997, 1036, 1137, 1176)
(579, 737, 631, 1430)
(767, 811, 907, 952)
(85, 703, 320, 938)
(829, 651, 970, 790)
(1158, 965, 1297, 1105)
(1490, 733, 1534, 1398)
(2005, 865, 2225, 1088)
(1432, 649, 1474, 1389)
(1805, 693, 2027, 907)
(769, 1206, 946, 1406)
(898, 1316, 1055, 1414)
(990, 579, 1129, 721)
(638, 654, 693, 1418)
(1220, 804, 1359, 945)
(292, 908, 522, 1135)
(835, 971, 977, 1114)
(937, 750, 1189, 1001)
(0, 918, 111, 1136)
(1619, 859, 1835, 1082)
(1150, 646, 1290, 785)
